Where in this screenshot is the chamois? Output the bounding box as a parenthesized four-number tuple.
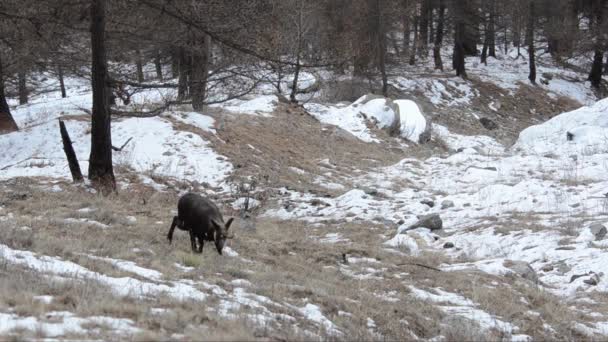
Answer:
(167, 193, 234, 255)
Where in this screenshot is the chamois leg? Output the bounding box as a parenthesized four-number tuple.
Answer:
(197, 235, 204, 253)
(189, 230, 200, 253)
(167, 216, 180, 244)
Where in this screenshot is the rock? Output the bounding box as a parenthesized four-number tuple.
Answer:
(420, 199, 435, 208)
(363, 187, 378, 196)
(556, 261, 571, 274)
(408, 214, 443, 231)
(284, 203, 296, 212)
(310, 199, 330, 207)
(584, 273, 600, 286)
(479, 117, 498, 130)
(397, 219, 405, 225)
(441, 200, 455, 209)
(443, 242, 454, 249)
(589, 223, 607, 240)
(541, 265, 554, 272)
(504, 260, 538, 284)
(542, 72, 554, 80)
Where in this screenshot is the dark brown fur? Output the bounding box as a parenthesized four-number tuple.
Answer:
(167, 193, 234, 255)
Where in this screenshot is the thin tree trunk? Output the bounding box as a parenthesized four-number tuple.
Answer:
(290, 1, 304, 103)
(88, 0, 116, 192)
(136, 49, 144, 83)
(488, 0, 496, 57)
(419, 0, 430, 55)
(177, 47, 189, 100)
(58, 66, 67, 98)
(376, 0, 388, 96)
(589, 50, 605, 88)
(191, 34, 211, 110)
(403, 12, 411, 57)
(409, 15, 418, 65)
(527, 1, 536, 84)
(154, 51, 163, 81)
(18, 71, 28, 105)
(59, 120, 83, 182)
(433, 0, 445, 70)
(453, 3, 467, 78)
(171, 47, 179, 78)
(0, 55, 18, 134)
(588, 0, 605, 88)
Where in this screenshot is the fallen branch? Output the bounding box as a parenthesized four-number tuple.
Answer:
(59, 119, 84, 183)
(112, 137, 133, 151)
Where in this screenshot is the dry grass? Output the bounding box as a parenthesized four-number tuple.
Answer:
(0, 162, 602, 340)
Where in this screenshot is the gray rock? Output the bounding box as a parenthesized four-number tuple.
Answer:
(479, 117, 498, 130)
(363, 187, 378, 196)
(420, 199, 435, 207)
(408, 214, 443, 231)
(589, 223, 607, 240)
(443, 242, 454, 249)
(541, 265, 554, 272)
(441, 200, 455, 209)
(556, 261, 571, 274)
(504, 260, 538, 284)
(584, 273, 600, 286)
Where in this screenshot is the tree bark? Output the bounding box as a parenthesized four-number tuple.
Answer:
(18, 71, 28, 105)
(177, 46, 189, 100)
(588, 0, 606, 88)
(154, 51, 163, 81)
(409, 15, 418, 65)
(59, 120, 84, 183)
(433, 0, 445, 70)
(88, 0, 116, 192)
(488, 0, 496, 57)
(452, 3, 467, 78)
(419, 0, 430, 55)
(58, 66, 67, 98)
(171, 47, 179, 78)
(375, 0, 388, 96)
(527, 0, 536, 84)
(403, 10, 411, 57)
(191, 34, 211, 110)
(0, 56, 18, 134)
(136, 49, 144, 83)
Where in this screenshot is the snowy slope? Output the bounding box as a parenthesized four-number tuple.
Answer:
(513, 98, 608, 155)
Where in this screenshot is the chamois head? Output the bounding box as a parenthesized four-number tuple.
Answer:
(213, 217, 234, 255)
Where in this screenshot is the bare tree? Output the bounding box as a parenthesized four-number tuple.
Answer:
(88, 0, 116, 192)
(0, 55, 18, 134)
(527, 0, 536, 84)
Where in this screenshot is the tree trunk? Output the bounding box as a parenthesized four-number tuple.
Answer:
(376, 0, 388, 96)
(433, 0, 445, 70)
(488, 0, 496, 57)
(589, 50, 605, 88)
(18, 71, 28, 105)
(0, 56, 18, 134)
(588, 0, 605, 88)
(177, 47, 189, 100)
(154, 51, 163, 81)
(191, 34, 211, 110)
(58, 66, 67, 98)
(527, 0, 536, 84)
(419, 0, 430, 55)
(452, 3, 467, 78)
(403, 11, 411, 57)
(171, 47, 179, 78)
(88, 0, 116, 192)
(136, 49, 144, 83)
(409, 15, 418, 65)
(59, 120, 84, 182)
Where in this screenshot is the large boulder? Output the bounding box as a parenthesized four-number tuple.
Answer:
(504, 260, 538, 284)
(589, 223, 607, 240)
(407, 214, 443, 231)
